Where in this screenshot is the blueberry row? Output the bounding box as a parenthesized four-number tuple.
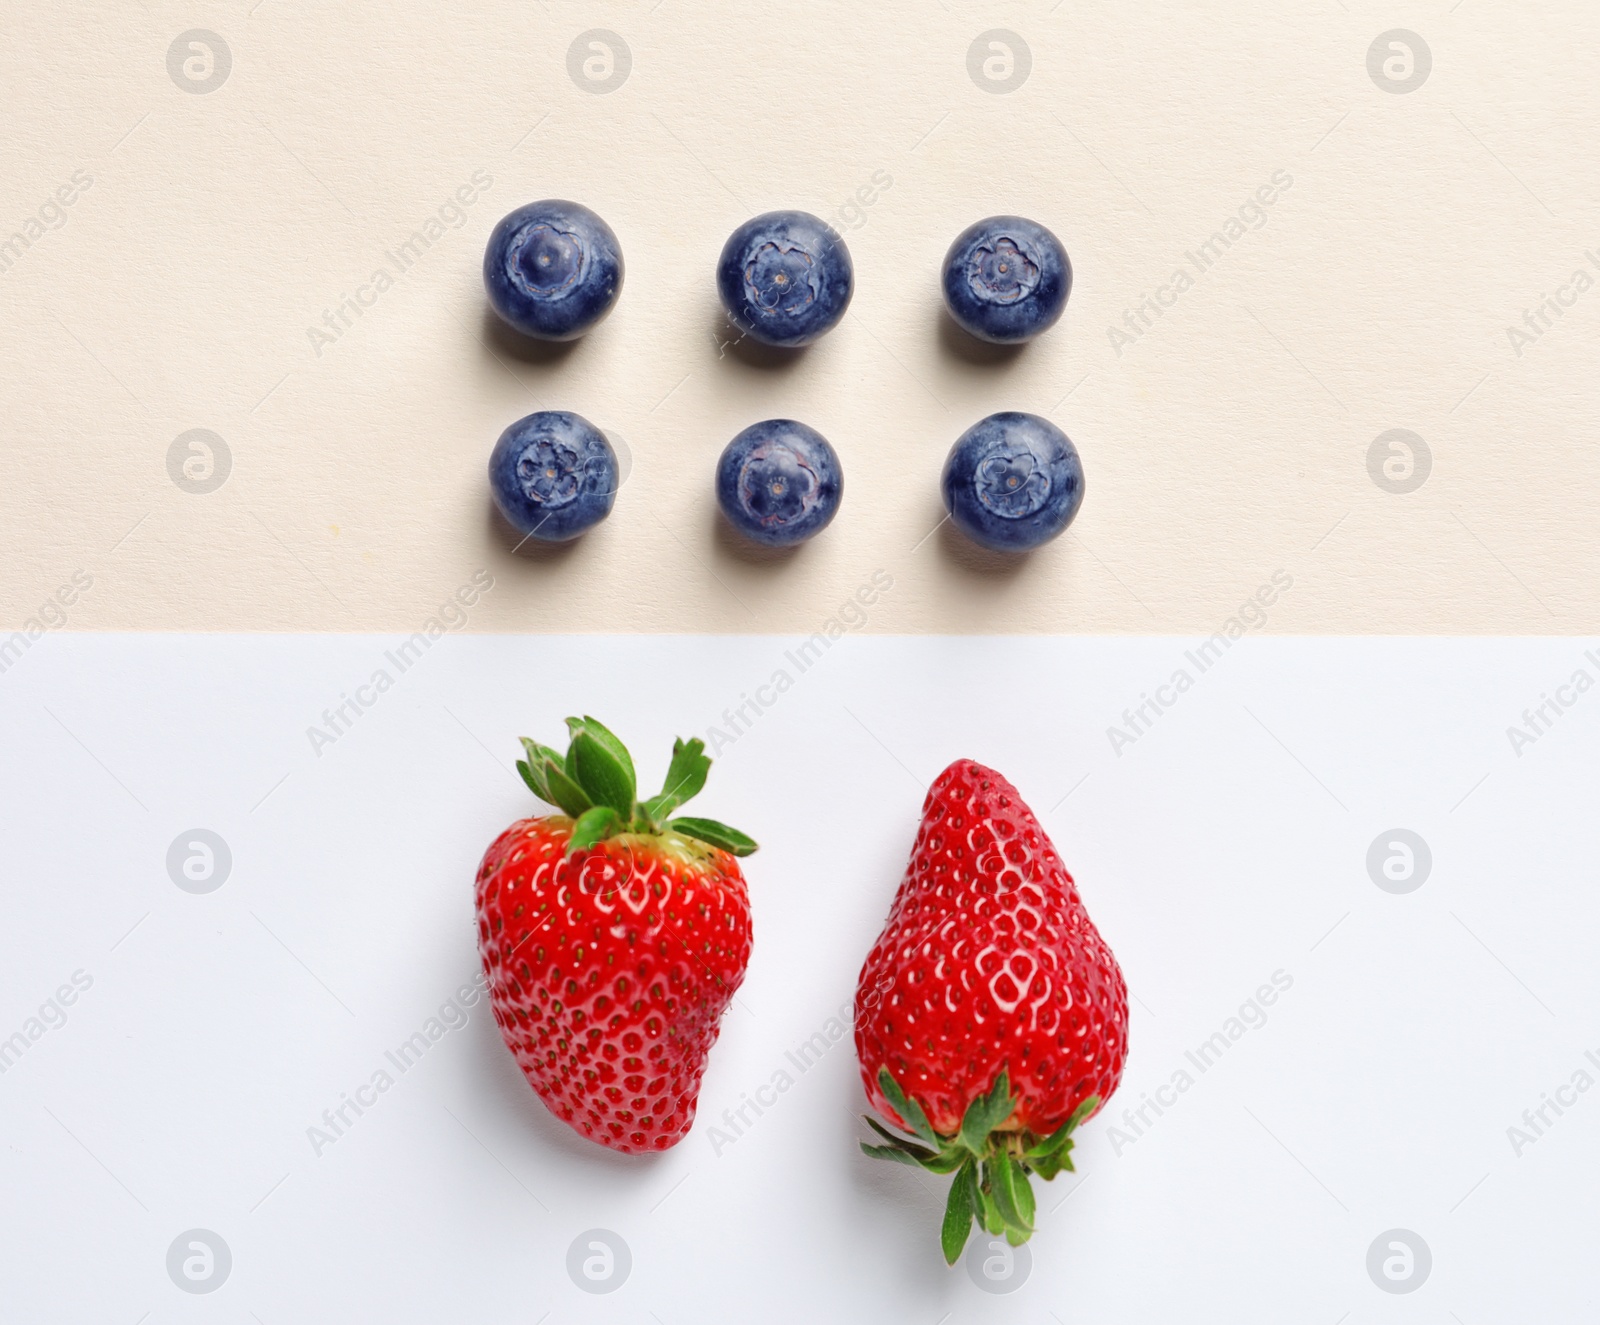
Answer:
(482, 201, 1083, 553)
(485, 200, 1072, 347)
(489, 408, 1083, 552)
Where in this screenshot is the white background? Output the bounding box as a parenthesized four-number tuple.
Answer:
(4, 4, 1597, 1319)
(1, 633, 1597, 1320)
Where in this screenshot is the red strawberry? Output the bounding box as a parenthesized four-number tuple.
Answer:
(854, 758, 1128, 1261)
(475, 718, 756, 1154)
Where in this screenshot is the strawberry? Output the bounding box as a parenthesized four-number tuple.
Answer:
(475, 717, 756, 1154)
(854, 758, 1128, 1262)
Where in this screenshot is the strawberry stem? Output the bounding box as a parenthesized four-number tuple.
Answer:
(861, 1066, 1098, 1263)
(515, 721, 758, 857)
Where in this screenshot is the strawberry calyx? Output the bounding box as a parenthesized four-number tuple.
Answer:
(861, 1067, 1098, 1264)
(515, 716, 757, 857)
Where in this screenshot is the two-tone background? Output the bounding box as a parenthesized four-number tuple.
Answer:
(3, 3, 1597, 1320)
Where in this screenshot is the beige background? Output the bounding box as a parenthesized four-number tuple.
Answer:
(2, 1, 1595, 634)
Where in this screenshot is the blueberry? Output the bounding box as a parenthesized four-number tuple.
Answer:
(941, 412, 1083, 552)
(716, 211, 853, 347)
(483, 200, 623, 341)
(716, 420, 843, 546)
(941, 216, 1070, 344)
(489, 411, 619, 543)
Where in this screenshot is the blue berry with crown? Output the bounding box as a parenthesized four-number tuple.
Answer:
(716, 211, 853, 348)
(941, 412, 1083, 552)
(484, 200, 623, 341)
(941, 216, 1070, 344)
(489, 410, 618, 543)
(716, 419, 842, 546)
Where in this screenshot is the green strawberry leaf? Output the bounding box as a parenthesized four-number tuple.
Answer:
(860, 1141, 928, 1169)
(961, 1161, 985, 1236)
(876, 1069, 940, 1149)
(520, 738, 563, 772)
(985, 1156, 1031, 1236)
(1023, 1133, 1062, 1162)
(976, 1171, 1004, 1235)
(863, 1115, 939, 1163)
(1026, 1096, 1097, 1160)
(531, 740, 565, 764)
(960, 1068, 1015, 1155)
(1028, 1143, 1073, 1181)
(667, 817, 758, 857)
(517, 739, 569, 804)
(566, 717, 636, 793)
(572, 716, 630, 759)
(875, 1068, 914, 1121)
(921, 1148, 972, 1175)
(567, 805, 620, 854)
(941, 1158, 977, 1265)
(568, 731, 636, 816)
(1023, 1092, 1098, 1180)
(516, 758, 551, 802)
(540, 759, 593, 818)
(1009, 1155, 1036, 1230)
(644, 736, 711, 821)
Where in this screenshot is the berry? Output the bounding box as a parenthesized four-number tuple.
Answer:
(475, 718, 757, 1154)
(854, 759, 1128, 1262)
(715, 419, 843, 547)
(489, 410, 618, 543)
(941, 215, 1070, 344)
(483, 200, 623, 341)
(941, 411, 1084, 553)
(716, 210, 853, 347)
